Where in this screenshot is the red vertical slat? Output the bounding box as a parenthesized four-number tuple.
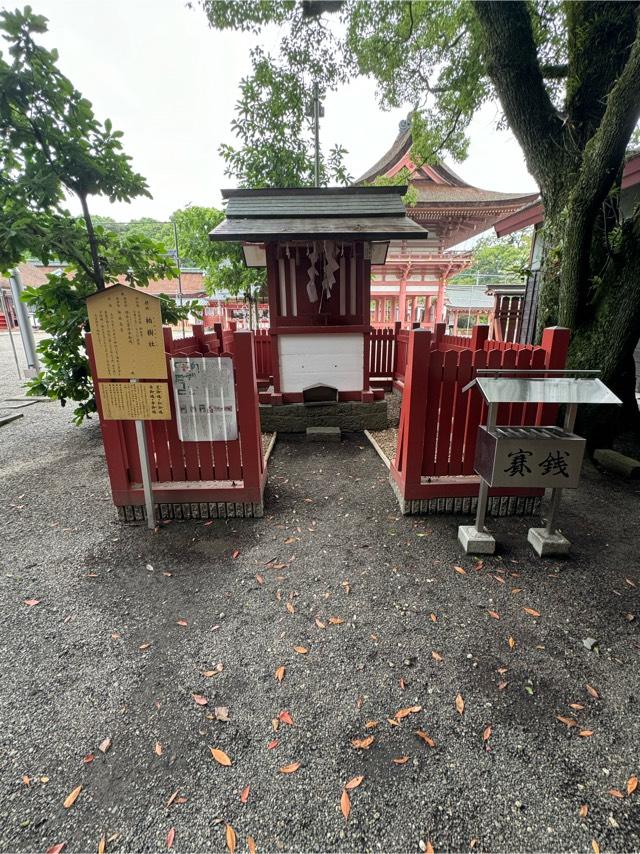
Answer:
(497, 348, 517, 424)
(434, 350, 458, 476)
(509, 348, 532, 426)
(421, 350, 444, 477)
(461, 349, 487, 475)
(449, 349, 473, 476)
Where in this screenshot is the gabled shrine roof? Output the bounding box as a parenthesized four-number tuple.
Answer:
(357, 124, 538, 212)
(210, 186, 429, 242)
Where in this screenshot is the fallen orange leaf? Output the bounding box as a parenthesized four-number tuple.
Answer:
(98, 835, 106, 854)
(345, 775, 364, 790)
(392, 755, 409, 764)
(210, 747, 232, 766)
(98, 737, 112, 754)
(431, 651, 443, 662)
(176, 619, 188, 627)
(267, 739, 279, 749)
(278, 710, 294, 726)
(192, 694, 208, 706)
(579, 730, 594, 738)
(556, 716, 578, 728)
(351, 736, 375, 749)
(586, 684, 600, 700)
(523, 607, 541, 617)
(592, 840, 600, 854)
(425, 843, 435, 854)
(315, 618, 326, 629)
(225, 824, 236, 854)
(154, 742, 163, 756)
(247, 837, 257, 854)
(508, 636, 516, 650)
(286, 602, 295, 614)
(329, 616, 344, 625)
(483, 726, 492, 742)
(455, 694, 465, 715)
(395, 705, 422, 720)
(293, 646, 308, 654)
(340, 788, 351, 820)
(608, 788, 624, 799)
(579, 804, 588, 817)
(454, 565, 466, 575)
(365, 720, 379, 729)
(63, 785, 82, 809)
(275, 666, 285, 683)
(415, 729, 436, 748)
(279, 762, 300, 774)
(46, 846, 66, 854)
(24, 598, 40, 607)
(240, 785, 250, 804)
(628, 775, 638, 795)
(487, 610, 500, 620)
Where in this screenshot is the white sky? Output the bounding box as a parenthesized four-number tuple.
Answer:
(4, 0, 539, 222)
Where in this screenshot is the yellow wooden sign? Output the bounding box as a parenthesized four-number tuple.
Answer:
(87, 284, 167, 379)
(99, 381, 171, 421)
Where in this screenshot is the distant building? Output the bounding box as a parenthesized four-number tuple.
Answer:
(358, 118, 538, 329)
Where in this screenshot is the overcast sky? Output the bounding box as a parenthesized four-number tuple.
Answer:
(5, 0, 539, 222)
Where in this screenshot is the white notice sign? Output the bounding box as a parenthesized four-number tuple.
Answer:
(171, 356, 238, 443)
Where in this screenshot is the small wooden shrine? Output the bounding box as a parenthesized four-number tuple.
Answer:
(209, 186, 428, 404)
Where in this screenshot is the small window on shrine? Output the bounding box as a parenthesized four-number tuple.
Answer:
(384, 300, 392, 322)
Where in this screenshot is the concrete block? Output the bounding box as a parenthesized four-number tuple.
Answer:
(594, 448, 640, 479)
(527, 527, 571, 557)
(0, 413, 24, 427)
(458, 525, 496, 555)
(306, 426, 341, 442)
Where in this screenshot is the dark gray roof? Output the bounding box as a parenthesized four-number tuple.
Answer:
(220, 186, 407, 218)
(210, 186, 428, 242)
(211, 215, 429, 242)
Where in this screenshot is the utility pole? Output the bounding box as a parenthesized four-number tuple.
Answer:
(9, 268, 40, 377)
(307, 82, 324, 188)
(173, 220, 186, 338)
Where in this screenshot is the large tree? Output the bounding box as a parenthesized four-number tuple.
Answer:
(0, 7, 193, 423)
(204, 0, 640, 441)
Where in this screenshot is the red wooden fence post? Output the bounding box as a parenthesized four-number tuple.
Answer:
(435, 322, 446, 348)
(470, 324, 489, 351)
(233, 331, 264, 502)
(392, 321, 401, 377)
(395, 330, 432, 495)
(539, 326, 570, 424)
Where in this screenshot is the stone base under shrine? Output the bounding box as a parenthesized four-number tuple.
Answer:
(259, 399, 388, 433)
(117, 501, 264, 523)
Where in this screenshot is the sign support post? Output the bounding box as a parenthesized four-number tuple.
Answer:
(131, 379, 156, 530)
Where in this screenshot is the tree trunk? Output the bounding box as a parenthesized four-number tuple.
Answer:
(79, 193, 105, 291)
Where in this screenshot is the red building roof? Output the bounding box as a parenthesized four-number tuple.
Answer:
(358, 124, 539, 249)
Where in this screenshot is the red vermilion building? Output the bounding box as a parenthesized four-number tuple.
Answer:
(359, 121, 539, 329)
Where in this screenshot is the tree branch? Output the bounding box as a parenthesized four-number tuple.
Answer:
(540, 62, 568, 79)
(472, 1, 567, 189)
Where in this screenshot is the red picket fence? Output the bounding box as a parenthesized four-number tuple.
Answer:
(369, 326, 396, 381)
(390, 326, 570, 509)
(253, 328, 273, 384)
(87, 324, 267, 521)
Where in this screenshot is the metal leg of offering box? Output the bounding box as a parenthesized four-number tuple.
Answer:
(458, 403, 497, 555)
(527, 402, 577, 557)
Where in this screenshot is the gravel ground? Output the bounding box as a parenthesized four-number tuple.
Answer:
(0, 333, 639, 854)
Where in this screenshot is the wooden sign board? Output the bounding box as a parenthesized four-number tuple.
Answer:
(99, 381, 171, 421)
(87, 284, 167, 380)
(475, 426, 586, 489)
(171, 356, 238, 442)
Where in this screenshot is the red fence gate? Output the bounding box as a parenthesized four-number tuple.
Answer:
(390, 326, 570, 514)
(88, 325, 267, 522)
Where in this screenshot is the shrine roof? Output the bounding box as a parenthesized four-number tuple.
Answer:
(210, 186, 429, 242)
(446, 284, 494, 310)
(358, 124, 538, 210)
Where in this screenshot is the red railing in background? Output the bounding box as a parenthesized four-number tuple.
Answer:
(87, 324, 267, 516)
(390, 326, 570, 502)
